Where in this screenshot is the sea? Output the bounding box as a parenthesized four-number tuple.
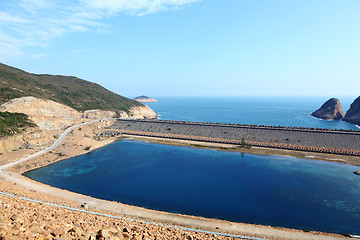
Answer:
(145, 96, 359, 130)
(25, 96, 360, 235)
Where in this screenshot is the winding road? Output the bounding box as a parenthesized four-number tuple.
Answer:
(0, 118, 114, 172)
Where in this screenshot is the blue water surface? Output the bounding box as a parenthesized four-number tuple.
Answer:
(145, 96, 359, 130)
(25, 140, 360, 235)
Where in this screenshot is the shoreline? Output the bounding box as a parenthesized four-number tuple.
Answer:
(123, 135, 360, 167)
(0, 120, 353, 239)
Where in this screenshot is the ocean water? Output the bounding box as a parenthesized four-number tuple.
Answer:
(25, 140, 360, 235)
(145, 96, 359, 130)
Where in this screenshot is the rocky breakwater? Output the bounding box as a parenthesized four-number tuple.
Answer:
(311, 98, 344, 120)
(343, 96, 360, 125)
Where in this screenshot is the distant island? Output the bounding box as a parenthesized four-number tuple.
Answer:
(134, 95, 158, 103)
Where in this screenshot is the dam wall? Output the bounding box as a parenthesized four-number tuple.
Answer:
(110, 119, 360, 155)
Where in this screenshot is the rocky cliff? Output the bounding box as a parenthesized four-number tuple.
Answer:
(0, 129, 56, 154)
(311, 98, 344, 120)
(343, 96, 360, 125)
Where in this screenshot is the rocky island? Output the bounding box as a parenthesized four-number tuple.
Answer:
(311, 98, 344, 120)
(343, 96, 360, 125)
(134, 95, 158, 103)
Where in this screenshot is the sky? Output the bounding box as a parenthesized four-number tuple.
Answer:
(0, 0, 359, 98)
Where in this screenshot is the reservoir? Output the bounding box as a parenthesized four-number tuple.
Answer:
(25, 140, 360, 235)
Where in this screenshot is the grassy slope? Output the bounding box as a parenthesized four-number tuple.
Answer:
(0, 63, 143, 112)
(0, 111, 37, 137)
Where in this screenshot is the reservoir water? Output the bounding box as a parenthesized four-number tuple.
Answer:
(25, 140, 360, 235)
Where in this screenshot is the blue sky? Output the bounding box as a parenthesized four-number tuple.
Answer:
(0, 0, 359, 97)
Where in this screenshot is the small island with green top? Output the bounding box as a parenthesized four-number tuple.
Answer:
(134, 95, 158, 103)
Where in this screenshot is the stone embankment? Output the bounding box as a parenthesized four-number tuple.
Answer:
(111, 119, 360, 156)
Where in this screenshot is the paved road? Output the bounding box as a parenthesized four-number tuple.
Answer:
(0, 118, 115, 172)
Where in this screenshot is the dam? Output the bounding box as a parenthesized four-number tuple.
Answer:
(110, 119, 360, 156)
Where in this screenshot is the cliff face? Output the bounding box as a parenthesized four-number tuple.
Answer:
(0, 129, 55, 154)
(343, 96, 360, 124)
(127, 105, 158, 119)
(311, 98, 344, 120)
(82, 106, 157, 119)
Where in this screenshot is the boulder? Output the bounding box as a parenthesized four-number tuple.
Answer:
(343, 96, 360, 125)
(311, 98, 344, 120)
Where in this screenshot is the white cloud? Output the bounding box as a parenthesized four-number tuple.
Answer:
(30, 53, 46, 59)
(0, 0, 201, 62)
(19, 0, 55, 13)
(0, 11, 29, 23)
(82, 0, 201, 16)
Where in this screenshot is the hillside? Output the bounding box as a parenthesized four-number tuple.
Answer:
(0, 111, 36, 137)
(0, 63, 143, 112)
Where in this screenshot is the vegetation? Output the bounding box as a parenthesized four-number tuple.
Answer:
(240, 139, 251, 149)
(0, 63, 143, 112)
(0, 111, 37, 137)
(134, 95, 150, 100)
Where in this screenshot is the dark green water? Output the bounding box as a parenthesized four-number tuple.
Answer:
(25, 140, 360, 234)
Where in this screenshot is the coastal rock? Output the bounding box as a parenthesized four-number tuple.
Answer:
(83, 109, 118, 119)
(134, 95, 158, 103)
(127, 105, 158, 119)
(83, 106, 158, 120)
(311, 98, 344, 120)
(343, 96, 360, 125)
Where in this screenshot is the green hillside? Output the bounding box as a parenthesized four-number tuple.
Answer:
(0, 63, 143, 112)
(0, 111, 36, 137)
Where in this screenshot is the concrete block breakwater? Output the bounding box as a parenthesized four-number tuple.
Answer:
(111, 119, 360, 156)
